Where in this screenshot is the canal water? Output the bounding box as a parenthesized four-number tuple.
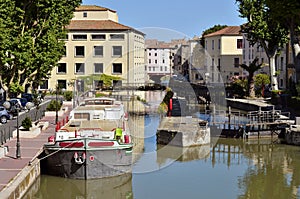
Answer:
(23, 91, 300, 199)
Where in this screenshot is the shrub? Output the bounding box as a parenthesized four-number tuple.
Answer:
(46, 100, 62, 111)
(63, 91, 73, 101)
(21, 116, 32, 131)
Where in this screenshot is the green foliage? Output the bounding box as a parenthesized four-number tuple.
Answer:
(158, 102, 168, 115)
(79, 74, 122, 90)
(21, 116, 32, 131)
(296, 82, 300, 97)
(8, 82, 24, 97)
(236, 0, 289, 90)
(200, 24, 228, 47)
(254, 74, 270, 87)
(230, 80, 247, 98)
(95, 92, 107, 97)
(163, 88, 174, 105)
(63, 91, 73, 101)
(240, 58, 262, 97)
(46, 100, 62, 111)
(254, 73, 270, 97)
(0, 0, 82, 94)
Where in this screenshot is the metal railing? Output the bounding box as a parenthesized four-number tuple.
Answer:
(0, 100, 51, 145)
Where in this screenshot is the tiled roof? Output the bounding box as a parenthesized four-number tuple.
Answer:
(204, 26, 241, 38)
(76, 5, 116, 13)
(67, 20, 132, 31)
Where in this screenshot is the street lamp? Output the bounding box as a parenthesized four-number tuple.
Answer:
(55, 85, 59, 125)
(3, 101, 33, 159)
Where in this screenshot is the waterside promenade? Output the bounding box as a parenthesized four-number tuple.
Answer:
(0, 102, 72, 199)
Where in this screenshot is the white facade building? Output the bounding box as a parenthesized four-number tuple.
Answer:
(45, 5, 146, 91)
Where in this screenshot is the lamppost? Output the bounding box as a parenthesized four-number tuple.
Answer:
(55, 85, 59, 125)
(3, 101, 33, 159)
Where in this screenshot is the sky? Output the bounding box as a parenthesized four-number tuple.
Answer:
(81, 0, 246, 41)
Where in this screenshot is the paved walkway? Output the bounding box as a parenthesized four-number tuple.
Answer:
(0, 102, 72, 193)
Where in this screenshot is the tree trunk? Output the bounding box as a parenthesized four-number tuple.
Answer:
(249, 80, 255, 98)
(269, 55, 279, 91)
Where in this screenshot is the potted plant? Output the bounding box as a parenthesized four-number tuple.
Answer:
(21, 116, 32, 131)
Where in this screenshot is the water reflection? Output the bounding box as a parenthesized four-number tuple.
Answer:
(212, 138, 300, 199)
(23, 173, 132, 199)
(23, 91, 300, 199)
(156, 144, 210, 163)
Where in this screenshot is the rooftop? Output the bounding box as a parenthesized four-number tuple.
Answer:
(75, 5, 116, 13)
(204, 26, 241, 38)
(67, 20, 132, 31)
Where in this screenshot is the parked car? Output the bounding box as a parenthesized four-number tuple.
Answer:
(0, 106, 12, 124)
(5, 100, 22, 116)
(21, 93, 33, 102)
(9, 98, 24, 109)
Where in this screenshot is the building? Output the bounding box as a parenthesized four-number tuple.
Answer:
(203, 26, 243, 84)
(145, 39, 175, 83)
(45, 5, 146, 91)
(242, 34, 290, 90)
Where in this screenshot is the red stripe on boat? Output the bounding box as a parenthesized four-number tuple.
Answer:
(88, 142, 114, 147)
(59, 142, 84, 148)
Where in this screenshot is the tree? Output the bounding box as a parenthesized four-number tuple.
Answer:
(265, 0, 300, 83)
(236, 0, 289, 91)
(240, 57, 263, 98)
(254, 73, 270, 97)
(0, 0, 82, 96)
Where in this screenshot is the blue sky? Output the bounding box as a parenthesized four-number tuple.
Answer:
(81, 0, 246, 41)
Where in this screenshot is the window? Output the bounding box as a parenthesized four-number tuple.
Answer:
(110, 34, 125, 40)
(73, 34, 87, 40)
(163, 59, 165, 64)
(75, 63, 85, 74)
(91, 34, 106, 40)
(155, 60, 157, 64)
(112, 63, 122, 74)
(149, 53, 151, 56)
(155, 53, 157, 56)
(57, 80, 67, 90)
(94, 46, 103, 56)
(57, 63, 67, 74)
(212, 40, 214, 50)
(112, 46, 122, 57)
(218, 59, 221, 70)
(149, 67, 151, 71)
(218, 39, 221, 49)
(280, 57, 284, 71)
(234, 58, 240, 68)
(75, 46, 85, 57)
(40, 80, 48, 90)
(165, 66, 167, 71)
(237, 39, 243, 49)
(94, 63, 103, 73)
(63, 46, 67, 56)
(160, 66, 162, 71)
(149, 59, 151, 64)
(83, 12, 87, 17)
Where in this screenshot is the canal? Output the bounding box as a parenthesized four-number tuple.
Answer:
(23, 91, 300, 199)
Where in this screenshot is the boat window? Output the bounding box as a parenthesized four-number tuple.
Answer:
(74, 113, 90, 120)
